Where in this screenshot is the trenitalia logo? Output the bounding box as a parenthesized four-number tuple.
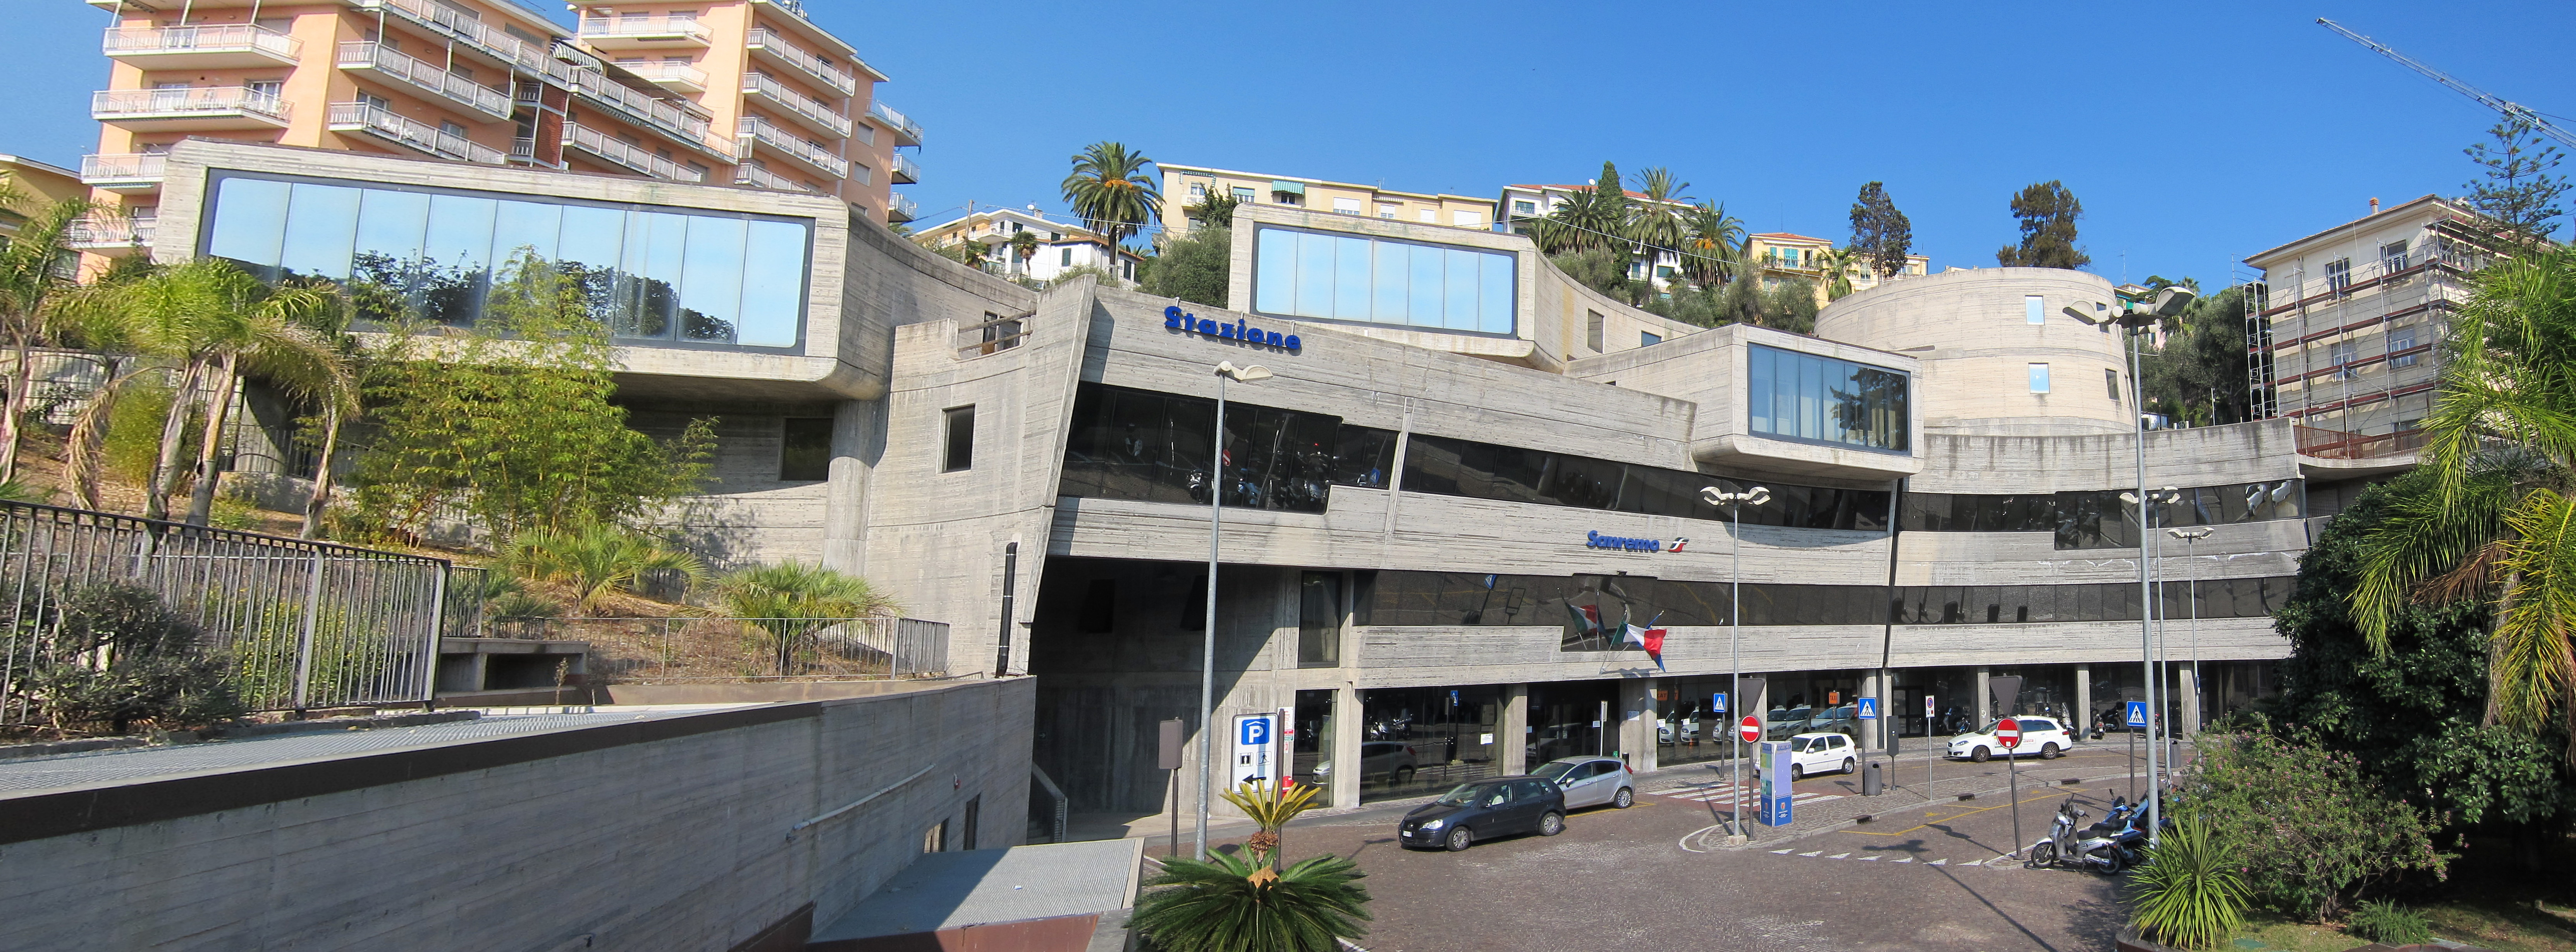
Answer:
(1588, 530, 1688, 553)
(1166, 305, 1302, 351)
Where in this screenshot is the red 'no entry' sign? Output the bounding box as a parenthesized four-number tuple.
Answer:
(1996, 717, 2022, 751)
(1738, 716, 1761, 744)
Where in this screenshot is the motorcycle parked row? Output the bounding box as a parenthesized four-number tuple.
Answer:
(2025, 791, 2162, 873)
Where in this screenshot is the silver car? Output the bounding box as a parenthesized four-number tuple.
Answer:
(1531, 756, 1635, 810)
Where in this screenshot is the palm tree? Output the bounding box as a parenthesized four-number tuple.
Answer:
(1218, 780, 1322, 868)
(1680, 201, 1747, 289)
(706, 560, 900, 676)
(2349, 247, 2576, 760)
(1813, 246, 1861, 301)
(1008, 229, 1040, 274)
(1185, 189, 1240, 229)
(1060, 142, 1158, 284)
(1128, 849, 1371, 952)
(1627, 167, 1692, 287)
(1533, 162, 1632, 257)
(509, 524, 709, 614)
(0, 187, 91, 482)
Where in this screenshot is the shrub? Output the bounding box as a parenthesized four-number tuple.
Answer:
(1129, 849, 1370, 952)
(105, 376, 191, 487)
(507, 525, 706, 613)
(2186, 731, 2450, 921)
(17, 581, 244, 734)
(2129, 813, 2249, 950)
(705, 561, 899, 677)
(1144, 225, 1230, 307)
(2345, 900, 2432, 945)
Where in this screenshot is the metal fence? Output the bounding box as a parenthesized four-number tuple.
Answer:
(0, 500, 452, 724)
(486, 615, 949, 683)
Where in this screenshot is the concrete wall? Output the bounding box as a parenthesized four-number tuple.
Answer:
(1816, 267, 2134, 436)
(0, 679, 1034, 952)
(1564, 322, 1924, 482)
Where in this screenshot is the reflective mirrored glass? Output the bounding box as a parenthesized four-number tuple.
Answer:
(738, 219, 805, 347)
(277, 182, 360, 280)
(1331, 234, 1370, 320)
(1254, 227, 1293, 314)
(679, 215, 747, 342)
(207, 177, 290, 267)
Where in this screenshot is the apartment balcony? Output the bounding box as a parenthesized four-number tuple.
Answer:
(889, 151, 919, 185)
(736, 117, 846, 179)
(622, 60, 708, 94)
(888, 192, 919, 224)
(93, 86, 290, 131)
(65, 216, 155, 255)
(564, 122, 705, 182)
(743, 27, 856, 95)
(338, 42, 514, 120)
(742, 72, 851, 138)
(354, 0, 571, 83)
(566, 69, 732, 160)
(577, 15, 712, 49)
(79, 153, 168, 192)
(865, 100, 922, 147)
(734, 162, 815, 194)
(328, 102, 508, 165)
(101, 23, 300, 70)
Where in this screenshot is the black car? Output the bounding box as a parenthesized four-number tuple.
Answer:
(1397, 776, 1566, 852)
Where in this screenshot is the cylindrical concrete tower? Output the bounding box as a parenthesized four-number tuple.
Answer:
(1815, 267, 2134, 436)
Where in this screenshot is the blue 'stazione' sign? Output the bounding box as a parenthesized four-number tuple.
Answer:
(1167, 305, 1300, 351)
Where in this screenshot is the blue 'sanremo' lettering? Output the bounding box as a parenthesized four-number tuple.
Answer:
(1585, 529, 1663, 552)
(1165, 305, 1302, 352)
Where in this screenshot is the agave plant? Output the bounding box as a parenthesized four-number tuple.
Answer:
(2129, 813, 2249, 950)
(1219, 780, 1323, 865)
(1129, 849, 1370, 952)
(506, 524, 707, 613)
(705, 560, 900, 677)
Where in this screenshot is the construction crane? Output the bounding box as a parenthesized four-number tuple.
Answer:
(2318, 18, 2576, 150)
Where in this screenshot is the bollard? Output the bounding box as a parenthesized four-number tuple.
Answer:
(1862, 760, 1883, 796)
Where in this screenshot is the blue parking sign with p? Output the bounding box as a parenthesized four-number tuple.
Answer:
(1855, 698, 1878, 720)
(2125, 700, 2150, 727)
(1240, 717, 1271, 746)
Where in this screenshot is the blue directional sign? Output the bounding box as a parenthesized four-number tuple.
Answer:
(1855, 697, 1878, 720)
(1711, 693, 1727, 714)
(2125, 700, 2150, 728)
(1240, 716, 1272, 747)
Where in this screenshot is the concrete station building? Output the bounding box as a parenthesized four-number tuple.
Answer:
(141, 136, 2351, 828)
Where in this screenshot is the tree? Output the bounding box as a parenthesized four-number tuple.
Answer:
(1760, 278, 1819, 333)
(0, 187, 89, 483)
(1128, 849, 1371, 952)
(1217, 779, 1322, 868)
(1531, 162, 1631, 256)
(1679, 201, 1745, 288)
(2348, 246, 2576, 763)
(1549, 247, 1649, 305)
(1812, 246, 1859, 301)
(1994, 180, 2091, 270)
(1145, 225, 1230, 307)
(934, 236, 990, 270)
(2139, 284, 2253, 426)
(509, 524, 708, 614)
(1008, 229, 1040, 273)
(2184, 730, 2449, 921)
(14, 580, 245, 735)
(1185, 188, 1240, 229)
(1060, 142, 1158, 279)
(2463, 116, 2569, 246)
(706, 560, 900, 677)
(1847, 181, 1913, 280)
(1626, 167, 1692, 274)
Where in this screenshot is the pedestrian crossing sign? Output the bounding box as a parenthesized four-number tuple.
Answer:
(1855, 698, 1878, 720)
(2125, 700, 2149, 727)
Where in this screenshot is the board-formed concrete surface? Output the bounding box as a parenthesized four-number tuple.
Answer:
(810, 838, 1143, 943)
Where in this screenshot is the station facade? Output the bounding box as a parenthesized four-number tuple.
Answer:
(149, 140, 2375, 821)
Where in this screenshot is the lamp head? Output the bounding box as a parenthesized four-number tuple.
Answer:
(1214, 362, 1272, 382)
(2168, 527, 2214, 541)
(2062, 303, 2108, 326)
(2152, 286, 2197, 316)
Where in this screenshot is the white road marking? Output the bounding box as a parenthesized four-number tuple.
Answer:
(1826, 852, 1850, 859)
(1798, 850, 1823, 857)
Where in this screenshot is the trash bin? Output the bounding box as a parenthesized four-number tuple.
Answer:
(1862, 760, 1884, 796)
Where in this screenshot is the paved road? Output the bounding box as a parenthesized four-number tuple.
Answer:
(1157, 743, 2168, 951)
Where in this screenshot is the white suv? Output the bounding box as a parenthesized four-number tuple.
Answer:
(1947, 717, 2074, 762)
(1757, 732, 1857, 781)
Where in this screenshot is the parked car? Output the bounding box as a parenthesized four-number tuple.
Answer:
(1803, 705, 1859, 737)
(1398, 776, 1566, 852)
(1312, 741, 1419, 785)
(1764, 706, 1814, 740)
(1756, 732, 1858, 781)
(1947, 717, 2074, 762)
(1530, 756, 1635, 809)
(1657, 716, 1700, 745)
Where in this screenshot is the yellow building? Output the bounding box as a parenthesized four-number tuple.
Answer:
(1748, 232, 1931, 305)
(75, 0, 920, 261)
(0, 155, 89, 243)
(1157, 164, 1490, 239)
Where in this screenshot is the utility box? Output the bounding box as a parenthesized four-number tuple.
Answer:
(1862, 760, 1884, 796)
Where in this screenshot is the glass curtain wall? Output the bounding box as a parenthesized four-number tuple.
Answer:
(1745, 344, 1911, 453)
(1527, 680, 1618, 766)
(1898, 479, 2305, 549)
(1251, 225, 1515, 334)
(1400, 434, 1892, 530)
(201, 173, 810, 349)
(1653, 675, 1739, 766)
(1352, 570, 2297, 634)
(1056, 382, 1400, 514)
(1293, 689, 1334, 788)
(1355, 685, 1502, 803)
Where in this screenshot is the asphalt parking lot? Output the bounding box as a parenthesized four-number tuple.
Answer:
(1162, 742, 2169, 951)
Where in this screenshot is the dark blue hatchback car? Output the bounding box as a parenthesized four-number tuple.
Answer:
(1397, 776, 1566, 851)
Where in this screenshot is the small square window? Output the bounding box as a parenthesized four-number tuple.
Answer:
(1452, 210, 1477, 227)
(942, 406, 975, 472)
(1418, 209, 1437, 223)
(2029, 363, 2051, 394)
(1586, 310, 1604, 351)
(1377, 204, 1398, 219)
(1513, 200, 1537, 215)
(2105, 368, 2122, 402)
(1332, 197, 1362, 215)
(2025, 295, 2045, 324)
(1230, 186, 1255, 202)
(1060, 247, 1072, 267)
(780, 417, 832, 480)
(1641, 331, 1662, 347)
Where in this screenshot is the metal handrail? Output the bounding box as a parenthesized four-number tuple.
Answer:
(737, 118, 848, 178)
(743, 27, 856, 95)
(567, 68, 730, 156)
(65, 215, 156, 247)
(865, 100, 923, 146)
(743, 72, 852, 137)
(564, 122, 705, 182)
(337, 41, 513, 119)
(327, 101, 508, 164)
(623, 60, 710, 88)
(93, 86, 291, 121)
(889, 192, 920, 222)
(102, 23, 302, 59)
(890, 151, 921, 184)
(577, 15, 714, 43)
(80, 153, 167, 182)
(734, 163, 814, 193)
(357, 0, 567, 81)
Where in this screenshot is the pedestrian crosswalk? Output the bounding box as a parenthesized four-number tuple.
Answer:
(1656, 782, 1844, 807)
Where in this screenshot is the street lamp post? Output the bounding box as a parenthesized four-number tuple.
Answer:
(2170, 527, 2213, 738)
(1197, 360, 1270, 861)
(1701, 482, 1769, 840)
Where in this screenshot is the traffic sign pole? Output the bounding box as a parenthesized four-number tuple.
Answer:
(1924, 694, 1937, 803)
(1998, 717, 2023, 858)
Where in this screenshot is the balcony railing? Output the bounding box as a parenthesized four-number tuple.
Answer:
(564, 122, 705, 182)
(577, 15, 714, 44)
(65, 215, 156, 249)
(865, 100, 922, 146)
(622, 60, 709, 91)
(567, 69, 730, 158)
(889, 151, 920, 185)
(79, 153, 167, 187)
(737, 117, 847, 178)
(743, 27, 856, 95)
(93, 86, 291, 124)
(337, 42, 513, 119)
(734, 163, 815, 193)
(356, 0, 571, 83)
(888, 192, 919, 223)
(742, 72, 851, 137)
(102, 23, 302, 61)
(2294, 425, 2428, 461)
(328, 102, 507, 165)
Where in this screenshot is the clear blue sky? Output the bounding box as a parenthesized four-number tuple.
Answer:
(8, 0, 2571, 284)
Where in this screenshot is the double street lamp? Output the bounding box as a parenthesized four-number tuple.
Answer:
(1197, 360, 1271, 861)
(1700, 482, 1769, 840)
(2169, 526, 2213, 740)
